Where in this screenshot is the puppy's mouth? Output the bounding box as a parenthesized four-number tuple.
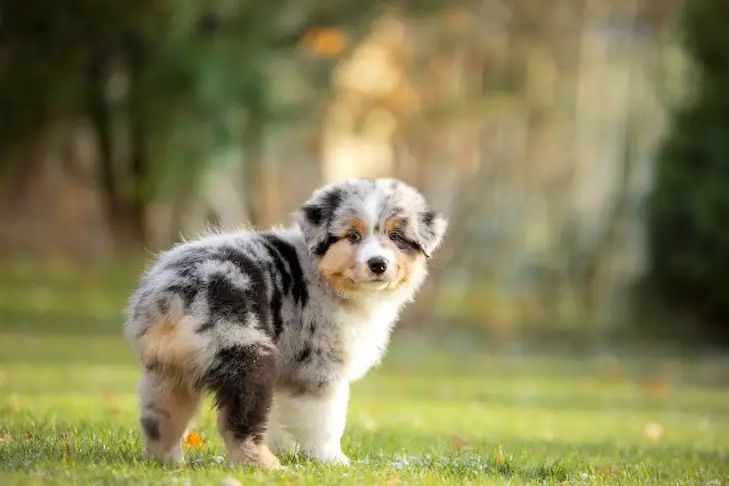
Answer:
(336, 273, 393, 291)
(357, 280, 390, 291)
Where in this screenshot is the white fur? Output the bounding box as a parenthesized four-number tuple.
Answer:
(266, 382, 351, 465)
(266, 297, 400, 464)
(356, 236, 395, 265)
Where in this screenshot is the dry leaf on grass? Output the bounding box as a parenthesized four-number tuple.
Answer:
(496, 445, 506, 464)
(0, 436, 10, 444)
(386, 474, 400, 485)
(452, 434, 470, 452)
(596, 465, 616, 476)
(183, 432, 205, 449)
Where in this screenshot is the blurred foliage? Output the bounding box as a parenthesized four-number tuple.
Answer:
(0, 1, 368, 184)
(0, 0, 461, 178)
(645, 0, 729, 343)
(0, 0, 467, 247)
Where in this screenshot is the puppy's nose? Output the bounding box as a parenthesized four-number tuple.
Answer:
(367, 257, 388, 275)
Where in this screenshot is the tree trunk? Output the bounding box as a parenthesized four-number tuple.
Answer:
(120, 34, 148, 248)
(87, 50, 127, 252)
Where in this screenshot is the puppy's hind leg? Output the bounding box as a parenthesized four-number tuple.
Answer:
(202, 342, 281, 469)
(138, 369, 202, 465)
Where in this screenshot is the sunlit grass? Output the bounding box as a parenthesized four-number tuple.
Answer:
(0, 263, 728, 484)
(1, 332, 728, 485)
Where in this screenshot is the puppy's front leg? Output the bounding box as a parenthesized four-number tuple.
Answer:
(280, 381, 351, 465)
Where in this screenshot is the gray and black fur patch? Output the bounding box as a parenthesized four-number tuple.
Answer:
(140, 416, 161, 441)
(200, 344, 278, 441)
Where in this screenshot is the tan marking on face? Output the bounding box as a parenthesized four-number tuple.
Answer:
(384, 216, 404, 235)
(348, 217, 369, 237)
(381, 238, 425, 291)
(317, 238, 360, 293)
(138, 316, 194, 372)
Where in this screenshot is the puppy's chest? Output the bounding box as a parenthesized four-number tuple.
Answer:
(334, 303, 399, 382)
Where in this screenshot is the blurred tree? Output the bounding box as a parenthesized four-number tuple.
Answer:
(0, 0, 454, 249)
(645, 0, 729, 343)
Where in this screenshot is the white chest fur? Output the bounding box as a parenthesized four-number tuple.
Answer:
(337, 300, 401, 382)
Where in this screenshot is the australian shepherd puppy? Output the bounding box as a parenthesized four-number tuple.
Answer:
(124, 178, 447, 468)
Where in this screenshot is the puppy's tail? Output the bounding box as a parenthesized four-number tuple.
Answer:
(124, 286, 186, 358)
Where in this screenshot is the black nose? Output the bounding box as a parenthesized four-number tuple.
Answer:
(367, 257, 388, 275)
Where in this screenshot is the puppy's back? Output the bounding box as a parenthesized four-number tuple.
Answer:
(124, 232, 278, 380)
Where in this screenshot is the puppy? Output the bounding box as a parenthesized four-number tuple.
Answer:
(124, 178, 447, 468)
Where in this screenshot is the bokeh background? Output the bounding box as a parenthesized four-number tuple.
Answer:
(1, 0, 728, 359)
(2, 1, 729, 483)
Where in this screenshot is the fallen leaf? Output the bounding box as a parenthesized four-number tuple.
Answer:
(183, 432, 205, 449)
(0, 436, 10, 444)
(497, 445, 505, 464)
(387, 474, 400, 485)
(596, 465, 616, 476)
(643, 422, 663, 442)
(452, 434, 470, 452)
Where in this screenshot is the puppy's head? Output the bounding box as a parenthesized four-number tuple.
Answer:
(293, 178, 447, 298)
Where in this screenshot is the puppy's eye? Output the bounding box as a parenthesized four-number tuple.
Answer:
(347, 231, 361, 243)
(389, 231, 405, 243)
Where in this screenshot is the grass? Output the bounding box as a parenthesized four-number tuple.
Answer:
(0, 260, 728, 485)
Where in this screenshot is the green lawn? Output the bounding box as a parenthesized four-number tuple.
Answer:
(0, 261, 728, 485)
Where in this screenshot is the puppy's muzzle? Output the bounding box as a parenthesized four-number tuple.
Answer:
(367, 257, 388, 275)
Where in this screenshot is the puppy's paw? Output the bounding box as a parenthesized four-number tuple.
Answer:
(146, 442, 184, 466)
(255, 443, 282, 469)
(310, 447, 350, 467)
(229, 441, 281, 469)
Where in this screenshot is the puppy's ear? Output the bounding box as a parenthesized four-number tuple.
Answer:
(292, 186, 343, 255)
(414, 209, 447, 258)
